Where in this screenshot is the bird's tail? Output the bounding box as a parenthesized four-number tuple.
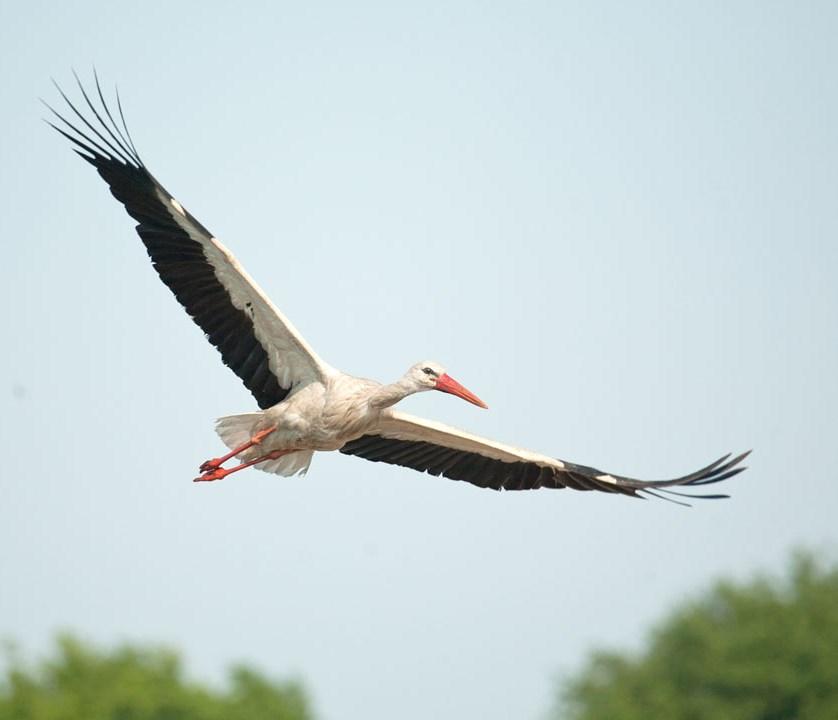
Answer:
(214, 413, 313, 477)
(215, 412, 264, 453)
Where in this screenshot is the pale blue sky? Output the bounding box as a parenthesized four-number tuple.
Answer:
(2, 2, 837, 719)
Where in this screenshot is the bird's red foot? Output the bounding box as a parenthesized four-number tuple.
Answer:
(199, 457, 224, 473)
(197, 425, 277, 473)
(194, 447, 292, 484)
(194, 467, 232, 482)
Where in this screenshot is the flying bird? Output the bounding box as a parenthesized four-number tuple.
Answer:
(46, 74, 748, 503)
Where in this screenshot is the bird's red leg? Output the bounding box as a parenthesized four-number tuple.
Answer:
(198, 425, 277, 473)
(194, 448, 294, 482)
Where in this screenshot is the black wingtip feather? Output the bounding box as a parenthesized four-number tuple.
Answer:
(50, 77, 133, 165)
(608, 449, 750, 504)
(73, 68, 135, 165)
(641, 489, 693, 507)
(114, 83, 143, 165)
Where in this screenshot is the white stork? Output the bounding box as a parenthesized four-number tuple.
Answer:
(46, 74, 748, 502)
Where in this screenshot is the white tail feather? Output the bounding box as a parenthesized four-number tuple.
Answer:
(256, 450, 314, 476)
(214, 413, 314, 477)
(215, 412, 263, 452)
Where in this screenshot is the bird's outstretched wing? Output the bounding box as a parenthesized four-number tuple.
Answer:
(46, 72, 333, 409)
(341, 411, 749, 503)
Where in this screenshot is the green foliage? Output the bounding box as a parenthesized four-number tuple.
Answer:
(557, 551, 838, 720)
(0, 635, 312, 720)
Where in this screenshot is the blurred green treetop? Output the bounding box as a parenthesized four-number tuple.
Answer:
(0, 635, 312, 720)
(556, 551, 838, 720)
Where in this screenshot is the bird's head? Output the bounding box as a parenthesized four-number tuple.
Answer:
(405, 361, 488, 409)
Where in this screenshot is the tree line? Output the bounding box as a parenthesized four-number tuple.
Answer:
(2, 551, 836, 719)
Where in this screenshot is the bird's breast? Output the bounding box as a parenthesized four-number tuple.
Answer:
(317, 383, 380, 445)
(269, 378, 380, 451)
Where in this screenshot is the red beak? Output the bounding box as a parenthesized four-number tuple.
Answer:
(434, 373, 488, 409)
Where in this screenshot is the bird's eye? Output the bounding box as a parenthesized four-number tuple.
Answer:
(422, 367, 435, 376)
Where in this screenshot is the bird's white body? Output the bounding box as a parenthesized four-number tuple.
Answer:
(215, 362, 464, 475)
(217, 374, 383, 475)
(47, 74, 748, 502)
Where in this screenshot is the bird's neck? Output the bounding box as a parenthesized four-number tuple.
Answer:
(368, 378, 417, 410)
